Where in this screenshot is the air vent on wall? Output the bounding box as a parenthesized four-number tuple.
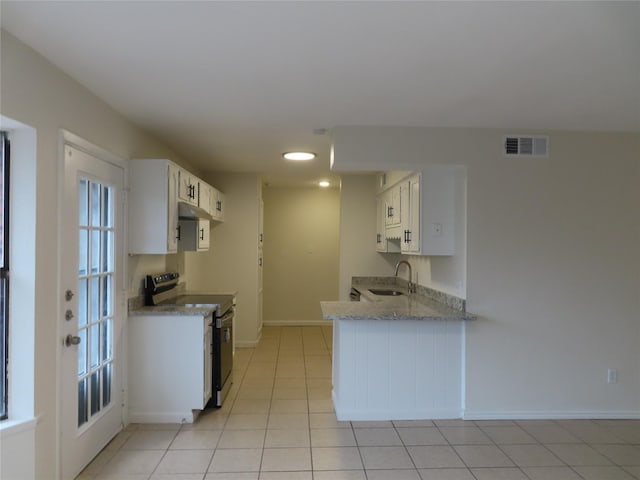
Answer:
(503, 135, 548, 157)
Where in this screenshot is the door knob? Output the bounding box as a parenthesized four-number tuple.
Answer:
(65, 290, 74, 301)
(65, 334, 81, 347)
(65, 310, 74, 321)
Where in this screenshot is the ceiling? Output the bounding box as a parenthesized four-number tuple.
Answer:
(2, 1, 639, 186)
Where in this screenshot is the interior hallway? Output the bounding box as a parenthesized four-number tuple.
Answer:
(79, 326, 640, 480)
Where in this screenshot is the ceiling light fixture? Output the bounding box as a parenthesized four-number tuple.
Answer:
(319, 181, 330, 188)
(283, 151, 316, 161)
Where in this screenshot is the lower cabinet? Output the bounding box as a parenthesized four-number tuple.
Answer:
(332, 318, 463, 420)
(128, 313, 213, 423)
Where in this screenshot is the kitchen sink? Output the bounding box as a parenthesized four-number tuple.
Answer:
(368, 288, 404, 296)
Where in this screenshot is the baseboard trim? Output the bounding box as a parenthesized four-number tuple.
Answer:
(128, 410, 197, 424)
(333, 390, 462, 421)
(263, 320, 330, 327)
(463, 410, 640, 420)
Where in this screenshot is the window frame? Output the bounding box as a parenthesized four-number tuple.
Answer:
(1, 130, 9, 420)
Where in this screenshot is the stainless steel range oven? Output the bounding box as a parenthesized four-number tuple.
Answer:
(144, 272, 234, 407)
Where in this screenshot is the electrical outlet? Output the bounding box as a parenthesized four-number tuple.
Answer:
(607, 369, 618, 384)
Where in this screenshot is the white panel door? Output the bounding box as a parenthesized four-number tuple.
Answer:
(60, 142, 124, 479)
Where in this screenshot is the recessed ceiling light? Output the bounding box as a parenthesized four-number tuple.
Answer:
(319, 181, 330, 188)
(283, 151, 316, 161)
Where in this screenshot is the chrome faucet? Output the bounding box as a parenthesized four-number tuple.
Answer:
(394, 260, 415, 293)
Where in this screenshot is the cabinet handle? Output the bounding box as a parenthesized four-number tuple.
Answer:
(376, 233, 381, 244)
(404, 230, 409, 243)
(176, 225, 181, 240)
(387, 206, 393, 218)
(259, 233, 263, 242)
(216, 200, 222, 211)
(258, 257, 263, 267)
(199, 228, 205, 240)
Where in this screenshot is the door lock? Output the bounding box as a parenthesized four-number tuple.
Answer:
(65, 334, 81, 347)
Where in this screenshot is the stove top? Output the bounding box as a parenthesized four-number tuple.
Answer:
(145, 272, 234, 314)
(157, 294, 234, 314)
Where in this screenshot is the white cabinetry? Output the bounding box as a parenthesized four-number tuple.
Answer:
(178, 169, 199, 206)
(375, 196, 386, 252)
(375, 166, 456, 256)
(210, 187, 225, 221)
(128, 159, 180, 254)
(199, 182, 212, 216)
(376, 195, 400, 253)
(400, 168, 455, 256)
(332, 317, 463, 420)
(129, 159, 227, 254)
(384, 185, 401, 228)
(128, 313, 213, 423)
(178, 218, 210, 252)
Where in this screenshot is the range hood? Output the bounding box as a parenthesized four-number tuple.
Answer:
(178, 201, 213, 220)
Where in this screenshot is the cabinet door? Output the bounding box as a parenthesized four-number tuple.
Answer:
(129, 159, 180, 255)
(167, 164, 180, 253)
(178, 169, 198, 206)
(376, 196, 386, 252)
(213, 189, 225, 221)
(178, 218, 210, 252)
(198, 219, 210, 251)
(384, 185, 401, 227)
(407, 176, 421, 253)
(203, 316, 212, 405)
(199, 182, 213, 215)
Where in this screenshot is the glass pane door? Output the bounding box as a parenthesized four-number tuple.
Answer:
(77, 178, 114, 427)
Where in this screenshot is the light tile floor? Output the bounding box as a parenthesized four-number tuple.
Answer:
(79, 326, 640, 480)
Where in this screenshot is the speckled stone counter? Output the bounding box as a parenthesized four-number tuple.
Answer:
(127, 290, 236, 317)
(128, 304, 218, 316)
(321, 277, 475, 322)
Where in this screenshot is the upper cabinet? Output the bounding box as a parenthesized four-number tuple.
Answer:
(129, 159, 225, 254)
(178, 169, 199, 206)
(129, 159, 180, 255)
(210, 187, 225, 222)
(376, 166, 457, 256)
(178, 218, 210, 252)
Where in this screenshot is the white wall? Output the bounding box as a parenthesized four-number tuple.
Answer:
(332, 126, 640, 417)
(0, 30, 199, 478)
(188, 173, 262, 346)
(262, 186, 340, 323)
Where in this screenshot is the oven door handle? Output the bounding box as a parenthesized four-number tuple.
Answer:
(216, 309, 234, 328)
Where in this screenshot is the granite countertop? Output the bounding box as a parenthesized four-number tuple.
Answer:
(320, 277, 476, 322)
(128, 290, 236, 317)
(128, 305, 219, 317)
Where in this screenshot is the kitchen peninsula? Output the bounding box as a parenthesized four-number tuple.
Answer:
(321, 277, 475, 421)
